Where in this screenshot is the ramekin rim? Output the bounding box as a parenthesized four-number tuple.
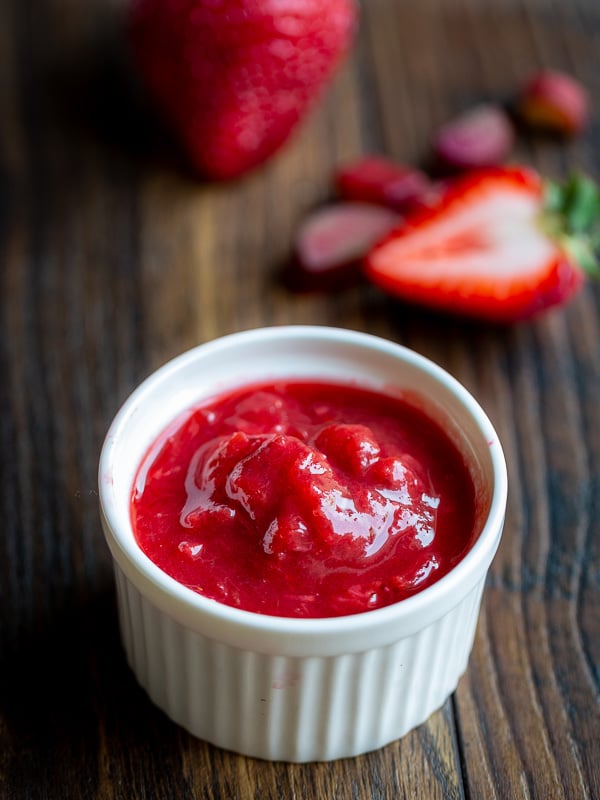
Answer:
(98, 325, 507, 639)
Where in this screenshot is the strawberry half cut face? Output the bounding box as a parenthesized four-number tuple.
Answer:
(365, 167, 587, 322)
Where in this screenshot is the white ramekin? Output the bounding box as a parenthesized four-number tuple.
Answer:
(99, 325, 507, 762)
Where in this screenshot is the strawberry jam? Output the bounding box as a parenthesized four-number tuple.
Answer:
(131, 381, 477, 618)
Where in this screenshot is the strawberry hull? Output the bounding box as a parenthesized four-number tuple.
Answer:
(128, 0, 357, 180)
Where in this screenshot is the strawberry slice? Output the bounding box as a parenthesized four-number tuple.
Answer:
(432, 104, 514, 171)
(365, 166, 600, 322)
(335, 156, 432, 211)
(290, 202, 399, 291)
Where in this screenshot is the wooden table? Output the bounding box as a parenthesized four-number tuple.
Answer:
(1, 0, 599, 797)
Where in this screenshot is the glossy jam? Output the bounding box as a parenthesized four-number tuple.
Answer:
(131, 381, 477, 618)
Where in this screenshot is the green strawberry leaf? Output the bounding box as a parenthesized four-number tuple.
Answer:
(542, 173, 600, 278)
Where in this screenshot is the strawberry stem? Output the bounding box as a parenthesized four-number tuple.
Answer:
(542, 173, 600, 278)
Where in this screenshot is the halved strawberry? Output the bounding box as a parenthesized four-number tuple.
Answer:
(365, 166, 600, 322)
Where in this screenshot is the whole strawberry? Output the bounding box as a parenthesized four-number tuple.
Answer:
(128, 0, 357, 180)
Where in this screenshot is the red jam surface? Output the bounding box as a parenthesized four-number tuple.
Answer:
(131, 381, 477, 618)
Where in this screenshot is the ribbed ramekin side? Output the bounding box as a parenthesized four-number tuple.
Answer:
(113, 565, 486, 761)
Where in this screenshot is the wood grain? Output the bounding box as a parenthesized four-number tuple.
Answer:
(0, 0, 599, 797)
